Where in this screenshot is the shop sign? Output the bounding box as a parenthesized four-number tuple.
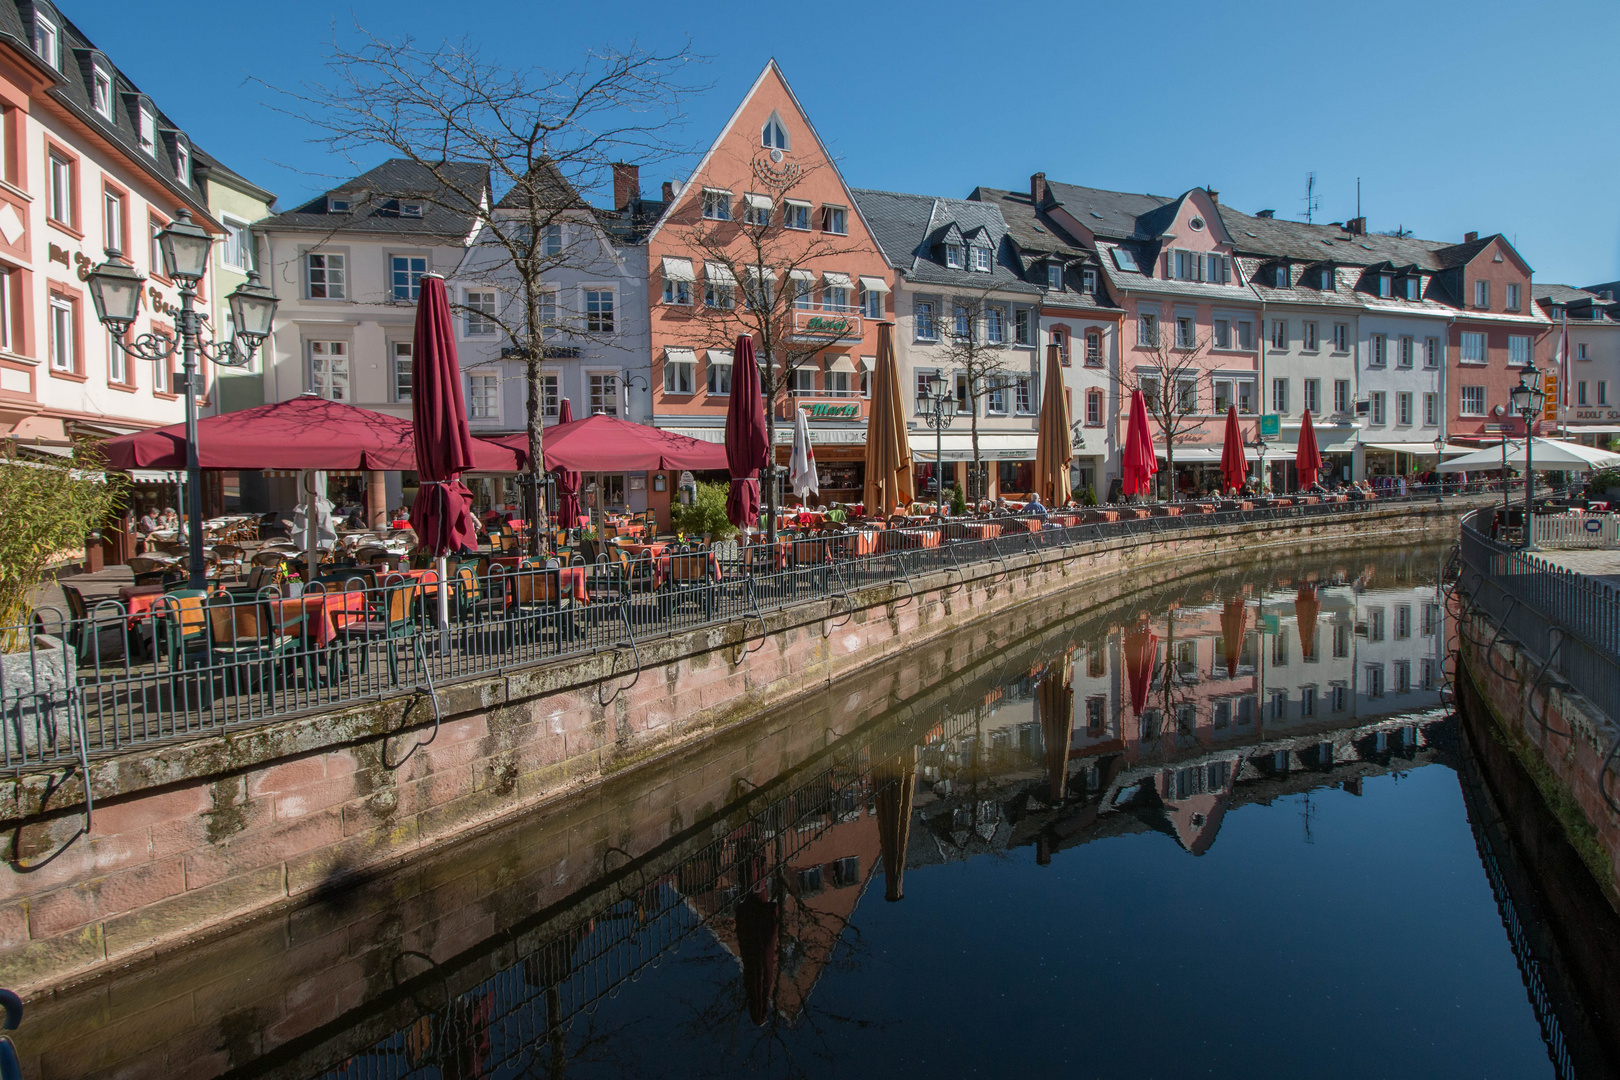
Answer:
(792, 311, 862, 342)
(1543, 373, 1560, 421)
(1575, 409, 1620, 420)
(1259, 413, 1281, 438)
(802, 401, 860, 419)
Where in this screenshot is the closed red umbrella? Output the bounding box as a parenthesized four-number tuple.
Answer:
(874, 749, 916, 902)
(1295, 409, 1325, 490)
(1121, 390, 1159, 498)
(99, 394, 521, 472)
(1039, 659, 1074, 803)
(1221, 596, 1248, 676)
(553, 398, 581, 529)
(1219, 406, 1247, 494)
(735, 890, 778, 1026)
(1295, 584, 1320, 659)
(1123, 624, 1158, 715)
(408, 276, 479, 557)
(725, 334, 767, 530)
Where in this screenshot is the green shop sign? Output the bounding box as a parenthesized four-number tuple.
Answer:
(805, 402, 860, 418)
(1260, 413, 1281, 438)
(792, 311, 863, 340)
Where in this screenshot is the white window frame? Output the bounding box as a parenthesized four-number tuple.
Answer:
(1137, 313, 1158, 347)
(1397, 391, 1412, 426)
(915, 300, 937, 341)
(587, 371, 619, 416)
(542, 224, 564, 257)
(467, 372, 500, 421)
(1302, 321, 1318, 351)
(970, 245, 991, 272)
(1271, 318, 1288, 350)
(1176, 315, 1196, 349)
(1506, 282, 1520, 311)
(1047, 264, 1062, 290)
(1370, 390, 1386, 425)
(103, 189, 123, 254)
(1085, 328, 1103, 366)
(308, 340, 349, 401)
(822, 205, 848, 235)
(139, 108, 156, 157)
(464, 290, 497, 336)
(945, 244, 965, 269)
(1332, 323, 1348, 352)
(91, 64, 113, 119)
(33, 11, 58, 70)
(1460, 331, 1486, 364)
(701, 188, 732, 221)
(984, 306, 1005, 344)
(391, 341, 413, 403)
(1303, 378, 1320, 414)
(48, 294, 74, 372)
(1369, 334, 1387, 367)
(1508, 335, 1531, 366)
(1425, 337, 1440, 368)
(106, 327, 124, 385)
(1272, 378, 1289, 414)
(706, 353, 732, 396)
(1424, 392, 1439, 426)
(1474, 280, 1489, 308)
(584, 289, 615, 333)
(1460, 385, 1486, 416)
(863, 288, 884, 320)
(1334, 379, 1351, 414)
(1399, 335, 1414, 368)
(47, 152, 72, 226)
(1082, 269, 1097, 294)
(661, 278, 692, 306)
(784, 201, 811, 230)
(390, 254, 428, 302)
(306, 251, 346, 300)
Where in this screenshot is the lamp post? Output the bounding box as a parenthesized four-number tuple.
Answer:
(920, 373, 958, 508)
(1253, 436, 1270, 496)
(1509, 364, 1545, 550)
(1432, 435, 1445, 505)
(87, 210, 279, 588)
(1491, 405, 1510, 516)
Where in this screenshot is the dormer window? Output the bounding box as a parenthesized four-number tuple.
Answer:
(138, 107, 156, 156)
(174, 140, 190, 185)
(1047, 264, 1062, 289)
(33, 10, 58, 71)
(1111, 248, 1139, 273)
(327, 196, 351, 213)
(970, 245, 991, 272)
(945, 243, 965, 269)
(1082, 269, 1097, 294)
(1404, 276, 1420, 301)
(1320, 267, 1334, 291)
(1378, 274, 1392, 298)
(762, 112, 789, 151)
(1274, 263, 1289, 288)
(92, 65, 113, 120)
(399, 201, 423, 218)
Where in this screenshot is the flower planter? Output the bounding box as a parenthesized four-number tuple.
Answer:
(1, 635, 76, 763)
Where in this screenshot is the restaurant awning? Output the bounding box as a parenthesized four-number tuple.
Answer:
(1363, 441, 1477, 455)
(660, 256, 695, 282)
(906, 431, 1039, 462)
(1156, 445, 1261, 462)
(492, 413, 728, 471)
(128, 469, 185, 483)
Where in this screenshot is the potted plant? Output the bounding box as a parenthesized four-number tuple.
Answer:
(671, 481, 738, 541)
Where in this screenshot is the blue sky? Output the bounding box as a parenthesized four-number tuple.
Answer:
(74, 0, 1620, 286)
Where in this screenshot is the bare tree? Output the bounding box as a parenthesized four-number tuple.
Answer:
(931, 286, 1023, 502)
(667, 151, 873, 541)
(266, 30, 699, 552)
(1109, 321, 1212, 500)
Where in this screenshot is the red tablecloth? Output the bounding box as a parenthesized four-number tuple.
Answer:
(651, 550, 721, 589)
(273, 591, 369, 646)
(879, 528, 942, 552)
(958, 522, 1003, 540)
(487, 560, 590, 602)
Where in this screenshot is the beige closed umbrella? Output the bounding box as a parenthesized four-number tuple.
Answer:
(1033, 342, 1073, 504)
(862, 322, 913, 517)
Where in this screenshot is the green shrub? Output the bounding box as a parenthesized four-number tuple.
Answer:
(1587, 468, 1620, 497)
(1081, 486, 1098, 507)
(672, 480, 739, 539)
(948, 484, 967, 516)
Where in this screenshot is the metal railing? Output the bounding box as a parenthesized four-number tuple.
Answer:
(0, 489, 1468, 771)
(1456, 506, 1620, 729)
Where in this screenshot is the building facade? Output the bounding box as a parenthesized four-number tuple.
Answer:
(1436, 233, 1550, 444)
(1542, 283, 1620, 447)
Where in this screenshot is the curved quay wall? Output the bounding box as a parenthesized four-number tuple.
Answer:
(0, 501, 1471, 993)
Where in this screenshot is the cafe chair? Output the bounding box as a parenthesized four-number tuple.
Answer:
(334, 577, 418, 683)
(661, 552, 717, 621)
(512, 567, 580, 649)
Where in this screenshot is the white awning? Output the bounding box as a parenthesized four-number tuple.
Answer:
(906, 431, 1040, 462)
(701, 186, 732, 197)
(706, 349, 733, 366)
(746, 265, 776, 280)
(660, 256, 695, 282)
(659, 426, 726, 445)
(787, 268, 815, 283)
(1154, 445, 1261, 462)
(827, 356, 857, 374)
(744, 193, 772, 211)
(823, 271, 853, 288)
(19, 443, 73, 458)
(705, 261, 737, 285)
(784, 198, 811, 209)
(1364, 441, 1476, 456)
(664, 347, 697, 364)
(859, 355, 876, 372)
(859, 276, 890, 294)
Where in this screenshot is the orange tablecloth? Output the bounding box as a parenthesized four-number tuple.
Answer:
(487, 560, 590, 602)
(273, 591, 369, 646)
(879, 528, 942, 552)
(958, 523, 1003, 540)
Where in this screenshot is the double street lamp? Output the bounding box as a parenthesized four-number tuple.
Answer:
(918, 373, 958, 506)
(1509, 364, 1546, 551)
(86, 209, 280, 588)
(1252, 435, 1270, 497)
(1432, 435, 1446, 505)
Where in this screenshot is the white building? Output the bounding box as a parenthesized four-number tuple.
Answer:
(1542, 284, 1620, 446)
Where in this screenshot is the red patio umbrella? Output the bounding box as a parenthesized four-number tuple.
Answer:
(1121, 390, 1159, 498)
(1219, 406, 1247, 494)
(1123, 624, 1158, 716)
(1295, 409, 1325, 490)
(552, 398, 582, 529)
(725, 334, 767, 531)
(1221, 596, 1248, 676)
(99, 394, 521, 472)
(408, 276, 479, 558)
(1295, 584, 1320, 659)
(492, 414, 726, 472)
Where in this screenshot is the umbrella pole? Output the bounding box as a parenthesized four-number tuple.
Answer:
(303, 469, 320, 585)
(435, 553, 451, 649)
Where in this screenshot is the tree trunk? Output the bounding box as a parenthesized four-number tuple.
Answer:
(525, 279, 546, 558)
(764, 394, 778, 545)
(969, 408, 981, 508)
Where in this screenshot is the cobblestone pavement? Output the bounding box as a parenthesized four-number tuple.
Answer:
(1531, 549, 1620, 589)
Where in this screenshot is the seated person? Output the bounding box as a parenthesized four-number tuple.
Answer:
(1025, 494, 1050, 520)
(825, 503, 847, 523)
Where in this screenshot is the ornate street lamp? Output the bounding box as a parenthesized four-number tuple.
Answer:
(1432, 435, 1446, 505)
(1252, 435, 1270, 496)
(920, 373, 958, 506)
(87, 209, 280, 587)
(1509, 364, 1545, 550)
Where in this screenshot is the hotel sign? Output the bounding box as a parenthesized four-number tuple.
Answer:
(804, 401, 860, 418)
(792, 311, 863, 342)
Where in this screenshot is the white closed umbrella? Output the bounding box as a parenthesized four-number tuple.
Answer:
(789, 406, 818, 500)
(1437, 437, 1620, 473)
(294, 469, 336, 582)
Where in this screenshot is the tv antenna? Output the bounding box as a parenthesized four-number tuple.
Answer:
(1302, 172, 1320, 224)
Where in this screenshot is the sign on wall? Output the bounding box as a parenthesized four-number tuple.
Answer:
(791, 311, 863, 343)
(1544, 373, 1560, 421)
(1259, 414, 1281, 438)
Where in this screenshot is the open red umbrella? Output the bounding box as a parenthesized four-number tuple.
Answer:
(1295, 409, 1325, 490)
(1121, 390, 1159, 498)
(1221, 596, 1248, 676)
(494, 414, 726, 472)
(553, 398, 581, 528)
(408, 276, 479, 558)
(1123, 624, 1158, 715)
(1219, 406, 1247, 494)
(725, 334, 767, 530)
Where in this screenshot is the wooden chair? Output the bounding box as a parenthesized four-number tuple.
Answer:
(662, 552, 716, 620)
(212, 544, 248, 579)
(204, 593, 300, 704)
(334, 577, 418, 682)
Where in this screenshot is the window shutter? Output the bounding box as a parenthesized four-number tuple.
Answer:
(1222, 256, 1231, 283)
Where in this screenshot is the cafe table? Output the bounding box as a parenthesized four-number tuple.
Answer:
(488, 558, 591, 602)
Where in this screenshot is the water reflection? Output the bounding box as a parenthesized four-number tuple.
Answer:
(26, 548, 1585, 1080)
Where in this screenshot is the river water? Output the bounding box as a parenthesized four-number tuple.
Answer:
(21, 545, 1607, 1079)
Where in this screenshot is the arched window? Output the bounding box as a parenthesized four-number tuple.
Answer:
(762, 113, 789, 151)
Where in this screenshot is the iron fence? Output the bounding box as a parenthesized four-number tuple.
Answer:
(0, 490, 1466, 772)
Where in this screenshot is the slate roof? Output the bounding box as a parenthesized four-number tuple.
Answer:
(966, 188, 1088, 258)
(1535, 283, 1602, 305)
(1579, 280, 1620, 299)
(1040, 180, 1175, 241)
(850, 188, 1040, 295)
(492, 158, 589, 211)
(0, 0, 245, 224)
(262, 159, 489, 238)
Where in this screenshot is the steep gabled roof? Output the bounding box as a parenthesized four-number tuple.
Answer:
(851, 188, 1039, 294)
(1041, 180, 1176, 240)
(261, 159, 488, 237)
(492, 158, 590, 212)
(1430, 235, 1496, 269)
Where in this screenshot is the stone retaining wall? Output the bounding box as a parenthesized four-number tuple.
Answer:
(0, 502, 1467, 993)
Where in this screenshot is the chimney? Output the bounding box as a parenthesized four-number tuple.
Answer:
(1345, 217, 1366, 236)
(1464, 231, 1479, 243)
(1030, 172, 1047, 204)
(661, 180, 675, 204)
(1207, 189, 1219, 204)
(1256, 209, 1275, 219)
(612, 163, 639, 211)
(1603, 290, 1615, 302)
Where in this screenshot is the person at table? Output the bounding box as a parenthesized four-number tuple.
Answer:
(1025, 494, 1050, 521)
(825, 502, 847, 523)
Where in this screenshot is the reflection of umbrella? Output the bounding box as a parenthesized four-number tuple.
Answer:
(553, 399, 581, 529)
(788, 405, 818, 499)
(1295, 585, 1320, 659)
(863, 322, 913, 515)
(1122, 390, 1159, 498)
(1295, 409, 1324, 489)
(1219, 406, 1247, 493)
(1123, 625, 1157, 715)
(725, 334, 767, 530)
(1033, 343, 1072, 503)
(1039, 658, 1074, 802)
(735, 891, 778, 1026)
(1220, 597, 1248, 676)
(873, 749, 916, 902)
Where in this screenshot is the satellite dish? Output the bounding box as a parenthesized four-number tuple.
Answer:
(770, 148, 783, 164)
